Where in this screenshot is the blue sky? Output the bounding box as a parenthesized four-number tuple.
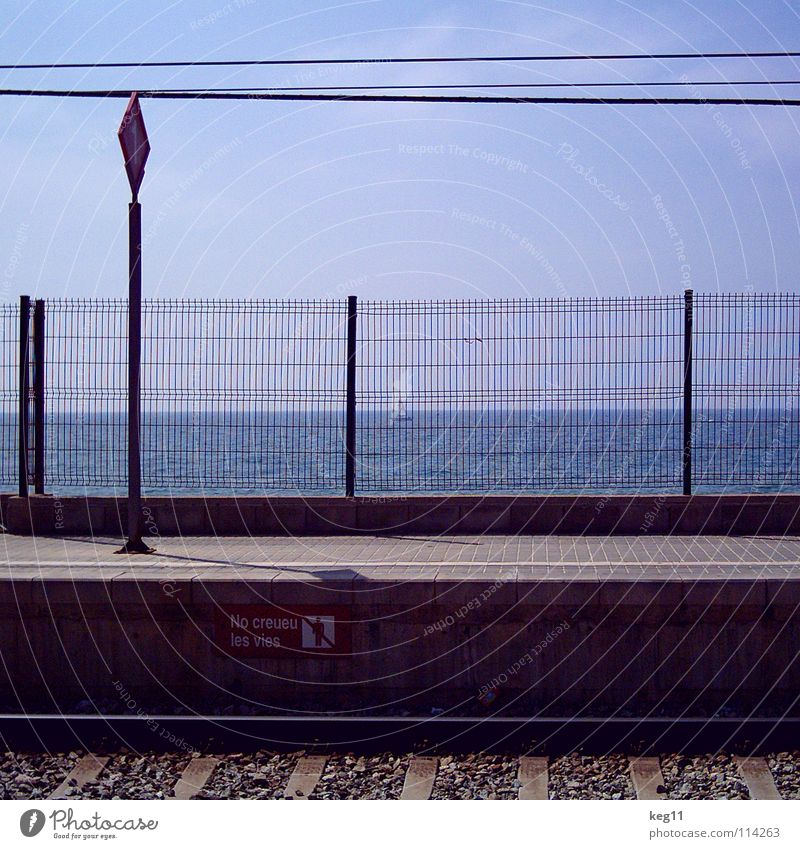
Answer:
(1, 0, 800, 301)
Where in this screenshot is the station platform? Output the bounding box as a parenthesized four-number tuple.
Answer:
(1, 533, 799, 717)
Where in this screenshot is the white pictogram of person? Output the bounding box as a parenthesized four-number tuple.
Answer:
(311, 617, 325, 648)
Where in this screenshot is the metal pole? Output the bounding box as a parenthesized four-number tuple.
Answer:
(18, 295, 30, 498)
(120, 201, 152, 552)
(683, 288, 693, 496)
(345, 295, 357, 497)
(33, 299, 45, 495)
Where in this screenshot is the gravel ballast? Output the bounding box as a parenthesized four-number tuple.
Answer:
(78, 752, 190, 800)
(2, 750, 796, 800)
(766, 752, 800, 800)
(660, 754, 749, 800)
(310, 754, 408, 799)
(196, 752, 296, 800)
(549, 754, 635, 800)
(431, 754, 518, 800)
(0, 751, 81, 800)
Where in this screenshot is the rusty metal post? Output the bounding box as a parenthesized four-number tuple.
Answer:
(683, 288, 693, 496)
(33, 299, 45, 494)
(345, 295, 357, 497)
(120, 200, 153, 552)
(116, 92, 153, 554)
(18, 295, 30, 498)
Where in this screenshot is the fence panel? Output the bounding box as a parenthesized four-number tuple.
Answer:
(3, 294, 799, 495)
(0, 303, 19, 486)
(694, 293, 800, 490)
(39, 299, 348, 493)
(44, 300, 128, 489)
(140, 300, 348, 492)
(356, 297, 685, 493)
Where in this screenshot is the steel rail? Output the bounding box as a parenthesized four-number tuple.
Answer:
(0, 715, 797, 755)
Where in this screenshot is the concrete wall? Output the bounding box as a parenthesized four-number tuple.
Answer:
(4, 493, 800, 536)
(2, 574, 798, 716)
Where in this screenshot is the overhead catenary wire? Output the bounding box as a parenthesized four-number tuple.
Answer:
(1, 88, 800, 105)
(2, 49, 800, 70)
(117, 80, 800, 92)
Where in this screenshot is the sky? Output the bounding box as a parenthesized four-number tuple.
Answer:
(2, 0, 800, 302)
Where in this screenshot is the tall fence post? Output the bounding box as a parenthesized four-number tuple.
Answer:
(345, 295, 358, 497)
(122, 199, 152, 552)
(683, 288, 693, 496)
(33, 299, 45, 494)
(117, 93, 153, 553)
(18, 295, 30, 498)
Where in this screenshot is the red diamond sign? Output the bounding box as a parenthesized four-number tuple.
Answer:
(118, 92, 150, 199)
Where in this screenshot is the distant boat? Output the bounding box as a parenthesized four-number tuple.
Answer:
(392, 399, 412, 421)
(392, 369, 412, 422)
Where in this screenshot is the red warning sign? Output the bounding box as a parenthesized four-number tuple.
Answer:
(214, 605, 351, 658)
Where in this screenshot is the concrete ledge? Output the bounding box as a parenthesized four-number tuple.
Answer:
(4, 493, 800, 537)
(2, 534, 800, 715)
(2, 568, 799, 716)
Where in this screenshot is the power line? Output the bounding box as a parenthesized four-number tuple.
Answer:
(2, 50, 800, 70)
(178, 80, 800, 92)
(2, 88, 799, 105)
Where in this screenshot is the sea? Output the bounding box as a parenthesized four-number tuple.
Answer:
(2, 408, 798, 495)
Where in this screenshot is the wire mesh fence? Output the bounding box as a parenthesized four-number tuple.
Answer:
(357, 297, 684, 492)
(694, 292, 800, 490)
(44, 300, 128, 488)
(33, 299, 349, 492)
(1, 293, 797, 495)
(0, 303, 19, 486)
(141, 300, 347, 491)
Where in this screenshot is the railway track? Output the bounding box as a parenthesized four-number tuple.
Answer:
(0, 715, 798, 800)
(2, 715, 799, 754)
(1, 749, 797, 800)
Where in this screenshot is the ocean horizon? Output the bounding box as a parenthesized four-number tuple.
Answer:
(2, 407, 797, 495)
